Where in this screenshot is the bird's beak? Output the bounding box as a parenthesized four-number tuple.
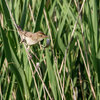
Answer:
(42, 34, 48, 38)
(44, 35, 48, 38)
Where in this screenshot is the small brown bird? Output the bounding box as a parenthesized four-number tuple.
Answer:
(17, 25, 48, 45)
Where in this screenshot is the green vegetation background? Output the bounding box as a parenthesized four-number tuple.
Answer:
(0, 0, 100, 99)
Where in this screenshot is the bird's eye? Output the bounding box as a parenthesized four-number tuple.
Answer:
(40, 35, 42, 37)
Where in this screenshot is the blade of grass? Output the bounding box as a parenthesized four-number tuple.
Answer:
(34, 0, 44, 32)
(1, 27, 31, 99)
(46, 48, 60, 100)
(20, 0, 29, 29)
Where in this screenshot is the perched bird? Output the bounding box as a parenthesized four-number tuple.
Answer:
(17, 25, 48, 45)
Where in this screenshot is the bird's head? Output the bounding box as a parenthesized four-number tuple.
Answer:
(37, 31, 48, 39)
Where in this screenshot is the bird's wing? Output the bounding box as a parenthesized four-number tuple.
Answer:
(24, 31, 34, 37)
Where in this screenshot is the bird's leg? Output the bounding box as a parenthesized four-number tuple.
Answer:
(26, 46, 33, 60)
(20, 39, 26, 44)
